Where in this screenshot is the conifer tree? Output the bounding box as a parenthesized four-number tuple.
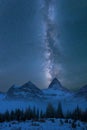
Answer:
(4, 110, 10, 122)
(40, 110, 44, 119)
(56, 102, 64, 118)
(72, 106, 81, 120)
(46, 103, 55, 118)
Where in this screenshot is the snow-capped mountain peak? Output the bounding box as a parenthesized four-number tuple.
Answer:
(6, 81, 43, 100)
(48, 78, 63, 90)
(21, 81, 39, 90)
(21, 81, 43, 95)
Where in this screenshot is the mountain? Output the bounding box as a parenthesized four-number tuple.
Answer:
(75, 85, 87, 99)
(6, 81, 43, 100)
(42, 78, 72, 101)
(6, 78, 71, 101)
(0, 78, 86, 113)
(0, 91, 6, 99)
(48, 78, 63, 89)
(48, 78, 70, 92)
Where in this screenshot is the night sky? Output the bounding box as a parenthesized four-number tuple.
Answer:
(0, 0, 87, 91)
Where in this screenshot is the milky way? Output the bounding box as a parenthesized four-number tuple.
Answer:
(0, 0, 87, 91)
(41, 0, 59, 83)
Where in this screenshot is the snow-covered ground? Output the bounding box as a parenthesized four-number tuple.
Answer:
(0, 119, 86, 130)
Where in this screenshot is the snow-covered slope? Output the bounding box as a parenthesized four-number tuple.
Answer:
(6, 81, 43, 100)
(48, 78, 69, 91)
(42, 78, 87, 112)
(0, 78, 86, 113)
(75, 85, 87, 99)
(43, 78, 72, 101)
(0, 92, 6, 100)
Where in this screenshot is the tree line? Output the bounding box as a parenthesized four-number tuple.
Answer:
(0, 102, 87, 122)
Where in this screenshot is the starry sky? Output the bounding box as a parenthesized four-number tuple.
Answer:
(0, 0, 87, 91)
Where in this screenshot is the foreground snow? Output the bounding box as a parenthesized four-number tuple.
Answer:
(0, 119, 87, 130)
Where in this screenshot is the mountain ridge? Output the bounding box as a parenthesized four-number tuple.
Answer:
(6, 81, 43, 100)
(0, 78, 86, 101)
(0, 78, 86, 113)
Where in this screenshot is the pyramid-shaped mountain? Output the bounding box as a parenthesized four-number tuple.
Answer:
(48, 78, 69, 92)
(42, 78, 71, 100)
(48, 78, 63, 89)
